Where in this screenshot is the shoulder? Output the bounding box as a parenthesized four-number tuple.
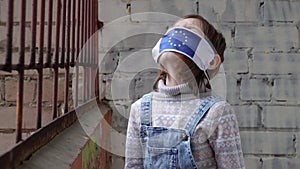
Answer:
(129, 92, 153, 118)
(131, 92, 153, 110)
(205, 98, 235, 122)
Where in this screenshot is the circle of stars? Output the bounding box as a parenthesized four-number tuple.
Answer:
(168, 30, 188, 47)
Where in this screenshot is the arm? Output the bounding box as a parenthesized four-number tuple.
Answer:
(124, 101, 144, 169)
(208, 103, 245, 169)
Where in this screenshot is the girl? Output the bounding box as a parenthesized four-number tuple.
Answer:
(125, 14, 245, 169)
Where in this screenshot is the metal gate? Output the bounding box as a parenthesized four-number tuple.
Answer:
(0, 0, 102, 168)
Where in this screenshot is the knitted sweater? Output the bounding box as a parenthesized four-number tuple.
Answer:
(125, 80, 245, 169)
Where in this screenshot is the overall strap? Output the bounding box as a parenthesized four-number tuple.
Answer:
(184, 95, 223, 136)
(140, 93, 153, 126)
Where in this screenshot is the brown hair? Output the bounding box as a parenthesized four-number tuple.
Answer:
(153, 14, 226, 94)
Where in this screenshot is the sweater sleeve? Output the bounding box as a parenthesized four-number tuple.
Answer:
(208, 103, 245, 169)
(124, 100, 144, 169)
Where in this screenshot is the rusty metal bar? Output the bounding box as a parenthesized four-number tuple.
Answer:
(80, 0, 85, 64)
(36, 0, 46, 129)
(76, 0, 81, 56)
(16, 0, 27, 143)
(46, 0, 54, 67)
(54, 0, 61, 66)
(83, 0, 88, 101)
(3, 0, 14, 72)
(66, 0, 71, 66)
(88, 0, 93, 99)
(53, 0, 62, 119)
(29, 0, 38, 67)
(71, 0, 76, 66)
(64, 0, 72, 113)
(60, 0, 67, 67)
(94, 0, 99, 98)
(75, 0, 81, 107)
(86, 0, 90, 99)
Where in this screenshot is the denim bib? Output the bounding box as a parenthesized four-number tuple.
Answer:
(139, 93, 222, 169)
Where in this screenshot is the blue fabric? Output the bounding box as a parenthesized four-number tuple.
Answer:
(140, 93, 222, 169)
(159, 28, 202, 59)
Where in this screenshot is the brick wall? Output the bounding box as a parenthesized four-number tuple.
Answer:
(98, 0, 300, 168)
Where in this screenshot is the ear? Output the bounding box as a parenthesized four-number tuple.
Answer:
(207, 54, 221, 70)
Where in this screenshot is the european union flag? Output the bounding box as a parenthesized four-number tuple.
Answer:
(159, 27, 202, 58)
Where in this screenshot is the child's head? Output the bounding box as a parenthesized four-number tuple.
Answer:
(153, 14, 226, 94)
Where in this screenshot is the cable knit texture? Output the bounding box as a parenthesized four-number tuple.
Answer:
(125, 80, 245, 169)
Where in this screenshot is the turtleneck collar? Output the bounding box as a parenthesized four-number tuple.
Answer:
(157, 80, 192, 96)
(154, 80, 212, 101)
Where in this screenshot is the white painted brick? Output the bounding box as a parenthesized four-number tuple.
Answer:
(221, 0, 261, 22)
(233, 105, 260, 128)
(263, 157, 300, 169)
(108, 101, 131, 130)
(103, 53, 158, 100)
(253, 52, 300, 75)
(240, 78, 271, 101)
(100, 22, 168, 50)
(213, 23, 233, 47)
(264, 0, 300, 22)
(134, 73, 157, 99)
(244, 157, 261, 169)
(131, 0, 197, 20)
(14, 26, 31, 48)
(98, 0, 127, 23)
(273, 78, 300, 101)
(240, 131, 296, 155)
(0, 0, 32, 22)
(235, 26, 298, 50)
(198, 0, 260, 22)
(264, 106, 300, 128)
(225, 74, 240, 104)
(98, 75, 106, 101)
(99, 51, 119, 74)
(105, 77, 135, 100)
(118, 49, 159, 74)
(197, 0, 226, 22)
(0, 25, 31, 49)
(223, 49, 248, 73)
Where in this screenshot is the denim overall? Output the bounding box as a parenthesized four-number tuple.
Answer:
(139, 93, 222, 169)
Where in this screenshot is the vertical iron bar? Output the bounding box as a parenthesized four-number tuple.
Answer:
(87, 0, 91, 99)
(71, 0, 76, 66)
(64, 0, 71, 113)
(16, 0, 27, 143)
(89, 0, 94, 98)
(83, 0, 87, 101)
(5, 0, 14, 71)
(30, 0, 38, 67)
(66, 0, 71, 66)
(37, 0, 46, 129)
(80, 0, 85, 63)
(94, 0, 99, 98)
(60, 0, 67, 67)
(75, 0, 81, 107)
(90, 0, 94, 98)
(76, 0, 81, 57)
(53, 0, 61, 119)
(54, 0, 61, 66)
(46, 0, 54, 67)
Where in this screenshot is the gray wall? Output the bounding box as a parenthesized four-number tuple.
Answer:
(98, 0, 300, 168)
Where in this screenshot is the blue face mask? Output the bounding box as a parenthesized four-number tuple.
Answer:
(152, 27, 216, 71)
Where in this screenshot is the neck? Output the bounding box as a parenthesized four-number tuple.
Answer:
(165, 74, 186, 86)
